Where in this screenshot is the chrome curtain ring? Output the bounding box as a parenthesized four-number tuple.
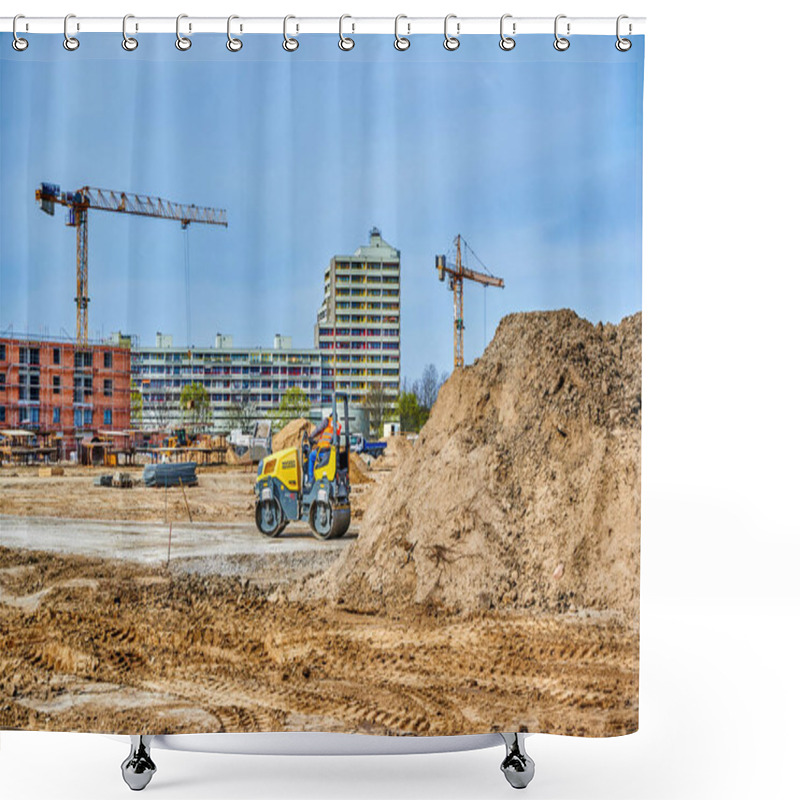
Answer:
(499, 14, 516, 51)
(227, 15, 243, 51)
(122, 14, 138, 51)
(283, 15, 299, 51)
(616, 14, 632, 51)
(12, 14, 28, 51)
(394, 15, 410, 51)
(339, 15, 355, 51)
(176, 14, 192, 51)
(444, 14, 460, 51)
(63, 14, 79, 51)
(553, 14, 570, 51)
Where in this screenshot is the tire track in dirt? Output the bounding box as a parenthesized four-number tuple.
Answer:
(0, 547, 638, 737)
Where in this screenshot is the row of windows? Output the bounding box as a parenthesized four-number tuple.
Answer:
(0, 345, 117, 369)
(335, 275, 399, 285)
(320, 341, 400, 351)
(333, 261, 399, 271)
(134, 352, 320, 364)
(136, 365, 323, 376)
(0, 406, 113, 427)
(335, 302, 400, 311)
(317, 328, 399, 338)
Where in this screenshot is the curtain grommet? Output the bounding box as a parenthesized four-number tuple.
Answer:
(12, 15, 28, 51)
(63, 14, 80, 51)
(339, 15, 355, 51)
(176, 14, 192, 51)
(394, 15, 410, 51)
(226, 15, 243, 52)
(282, 15, 299, 51)
(553, 14, 570, 51)
(444, 14, 460, 51)
(122, 14, 138, 51)
(499, 14, 516, 51)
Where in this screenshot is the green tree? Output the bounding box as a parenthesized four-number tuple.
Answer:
(180, 382, 211, 432)
(130, 381, 143, 426)
(396, 391, 428, 432)
(275, 387, 310, 430)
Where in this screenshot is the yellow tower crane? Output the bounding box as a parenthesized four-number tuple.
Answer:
(35, 183, 227, 347)
(436, 234, 504, 369)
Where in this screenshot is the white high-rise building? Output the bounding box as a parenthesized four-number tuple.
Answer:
(314, 228, 401, 406)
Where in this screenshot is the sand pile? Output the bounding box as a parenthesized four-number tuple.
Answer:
(272, 418, 314, 452)
(380, 435, 412, 470)
(348, 453, 372, 485)
(316, 310, 641, 618)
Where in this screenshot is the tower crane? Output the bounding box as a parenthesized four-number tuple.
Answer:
(35, 183, 227, 347)
(436, 234, 504, 369)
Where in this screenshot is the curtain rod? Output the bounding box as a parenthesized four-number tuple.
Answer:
(1, 16, 645, 36)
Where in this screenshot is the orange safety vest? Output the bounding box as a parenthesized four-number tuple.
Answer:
(318, 419, 340, 448)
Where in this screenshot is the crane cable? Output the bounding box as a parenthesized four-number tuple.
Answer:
(183, 227, 191, 347)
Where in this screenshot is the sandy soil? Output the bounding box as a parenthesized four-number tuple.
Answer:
(0, 547, 637, 737)
(0, 465, 377, 525)
(0, 312, 640, 738)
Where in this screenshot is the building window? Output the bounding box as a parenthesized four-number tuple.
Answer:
(104, 351, 112, 369)
(0, 344, 5, 360)
(0, 406, 5, 422)
(53, 347, 61, 365)
(104, 409, 112, 426)
(53, 375, 61, 394)
(0, 374, 4, 390)
(74, 409, 81, 428)
(83, 409, 92, 426)
(53, 407, 60, 424)
(20, 347, 40, 365)
(104, 379, 113, 397)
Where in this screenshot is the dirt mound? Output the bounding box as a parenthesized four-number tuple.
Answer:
(348, 453, 372, 485)
(272, 418, 314, 452)
(381, 435, 412, 469)
(316, 310, 641, 618)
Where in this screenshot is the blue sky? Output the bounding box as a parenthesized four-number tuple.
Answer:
(0, 33, 643, 381)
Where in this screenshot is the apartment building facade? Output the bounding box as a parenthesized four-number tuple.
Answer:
(131, 230, 402, 431)
(0, 334, 131, 448)
(314, 227, 401, 405)
(132, 333, 332, 431)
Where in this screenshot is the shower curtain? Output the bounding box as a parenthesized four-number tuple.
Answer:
(0, 28, 644, 738)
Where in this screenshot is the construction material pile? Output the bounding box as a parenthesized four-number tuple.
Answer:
(143, 462, 198, 488)
(318, 310, 641, 618)
(348, 453, 372, 485)
(272, 418, 314, 452)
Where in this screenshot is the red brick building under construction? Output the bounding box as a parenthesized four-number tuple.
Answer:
(0, 334, 131, 454)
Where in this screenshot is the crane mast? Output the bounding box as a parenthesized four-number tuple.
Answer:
(436, 234, 504, 369)
(35, 183, 227, 347)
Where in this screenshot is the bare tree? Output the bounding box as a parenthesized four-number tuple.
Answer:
(412, 364, 449, 412)
(147, 392, 180, 431)
(226, 388, 260, 433)
(362, 381, 392, 437)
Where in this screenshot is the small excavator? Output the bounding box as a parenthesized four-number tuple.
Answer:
(253, 396, 351, 540)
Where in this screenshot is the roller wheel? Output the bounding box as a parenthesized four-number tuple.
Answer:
(255, 498, 284, 537)
(309, 500, 334, 540)
(310, 502, 350, 540)
(331, 505, 351, 538)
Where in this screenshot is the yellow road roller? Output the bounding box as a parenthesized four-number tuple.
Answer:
(253, 397, 351, 540)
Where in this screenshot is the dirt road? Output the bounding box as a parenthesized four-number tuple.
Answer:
(0, 515, 354, 566)
(0, 547, 638, 738)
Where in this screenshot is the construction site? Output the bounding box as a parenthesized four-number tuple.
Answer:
(1, 183, 641, 737)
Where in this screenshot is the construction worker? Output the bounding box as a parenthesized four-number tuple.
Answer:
(307, 412, 340, 486)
